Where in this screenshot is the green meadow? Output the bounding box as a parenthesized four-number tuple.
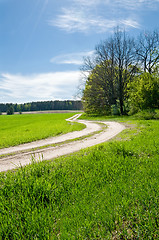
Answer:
(0, 113, 84, 149)
(0, 115, 159, 239)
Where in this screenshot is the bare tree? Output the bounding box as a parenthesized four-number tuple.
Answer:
(135, 30, 159, 73)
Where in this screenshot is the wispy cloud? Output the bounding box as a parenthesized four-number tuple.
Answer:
(0, 71, 82, 103)
(119, 19, 140, 29)
(48, 0, 143, 33)
(72, 0, 103, 6)
(113, 0, 159, 10)
(48, 8, 89, 33)
(74, 0, 159, 10)
(50, 51, 95, 65)
(48, 7, 140, 33)
(48, 0, 159, 33)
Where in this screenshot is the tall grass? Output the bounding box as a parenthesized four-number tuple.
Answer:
(0, 113, 84, 148)
(0, 118, 159, 239)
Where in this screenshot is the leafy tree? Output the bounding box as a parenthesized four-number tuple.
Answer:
(17, 104, 22, 112)
(82, 28, 159, 115)
(128, 72, 159, 113)
(82, 28, 136, 115)
(7, 105, 14, 115)
(83, 61, 118, 114)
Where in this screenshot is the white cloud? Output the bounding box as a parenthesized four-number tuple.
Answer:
(119, 19, 140, 29)
(48, 0, 159, 33)
(50, 51, 95, 65)
(72, 0, 104, 6)
(48, 8, 88, 33)
(49, 7, 140, 33)
(74, 0, 159, 10)
(113, 0, 159, 10)
(48, 0, 145, 34)
(0, 71, 82, 103)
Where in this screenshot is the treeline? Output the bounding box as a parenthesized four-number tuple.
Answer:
(0, 100, 83, 113)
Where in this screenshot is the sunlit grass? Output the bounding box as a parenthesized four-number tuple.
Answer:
(0, 113, 84, 148)
(0, 117, 158, 239)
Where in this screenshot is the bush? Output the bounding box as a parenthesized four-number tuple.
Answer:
(111, 104, 120, 115)
(133, 109, 158, 120)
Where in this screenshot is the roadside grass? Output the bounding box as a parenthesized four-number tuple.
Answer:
(0, 113, 84, 149)
(0, 117, 159, 239)
(80, 109, 159, 121)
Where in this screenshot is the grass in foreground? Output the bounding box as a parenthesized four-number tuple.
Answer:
(0, 117, 159, 239)
(0, 113, 84, 149)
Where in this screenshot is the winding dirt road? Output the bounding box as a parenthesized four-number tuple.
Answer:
(0, 114, 125, 172)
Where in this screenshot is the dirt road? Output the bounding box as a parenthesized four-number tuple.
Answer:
(0, 114, 125, 172)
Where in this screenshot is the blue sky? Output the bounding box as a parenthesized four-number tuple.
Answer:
(0, 0, 159, 103)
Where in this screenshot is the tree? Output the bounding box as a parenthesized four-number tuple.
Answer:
(7, 105, 14, 115)
(113, 29, 136, 114)
(82, 28, 136, 115)
(83, 61, 118, 114)
(135, 30, 159, 73)
(128, 72, 159, 113)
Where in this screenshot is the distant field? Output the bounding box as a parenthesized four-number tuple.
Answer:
(0, 116, 158, 239)
(0, 113, 84, 148)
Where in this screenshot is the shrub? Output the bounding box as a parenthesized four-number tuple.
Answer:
(133, 109, 157, 120)
(111, 104, 120, 115)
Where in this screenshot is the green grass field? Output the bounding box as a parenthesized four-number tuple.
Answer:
(0, 116, 159, 239)
(0, 113, 84, 149)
